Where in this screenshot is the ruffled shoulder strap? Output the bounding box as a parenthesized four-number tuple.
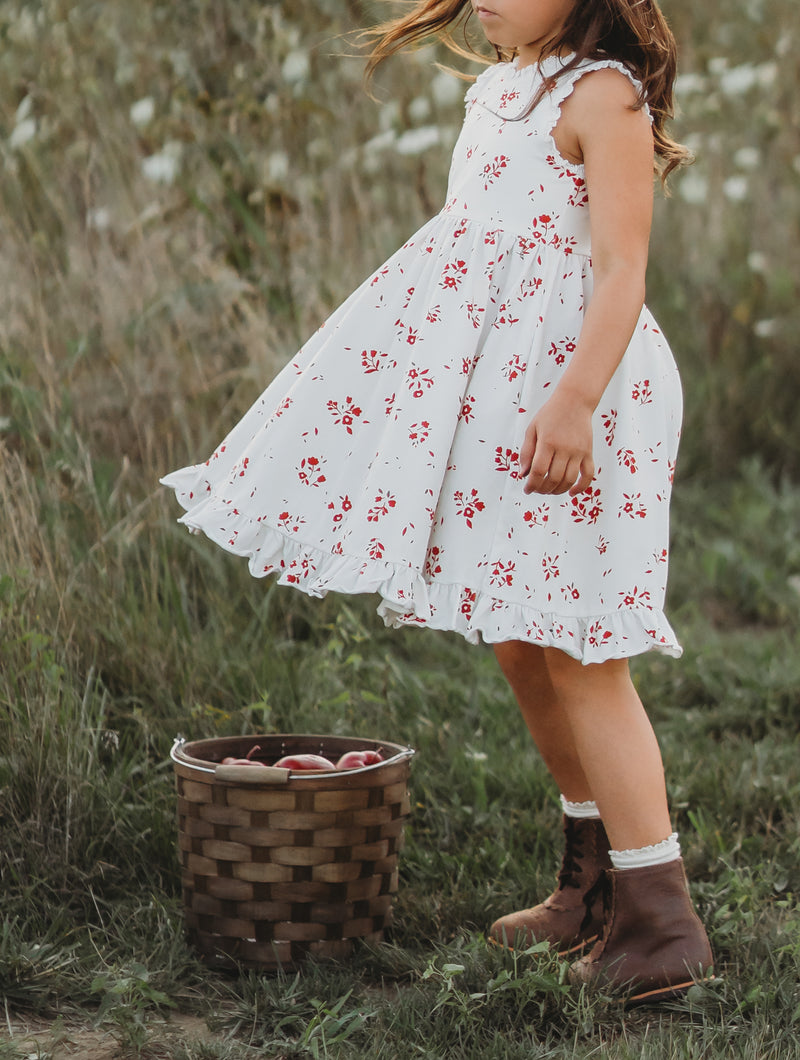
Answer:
(546, 58, 653, 126)
(464, 55, 652, 127)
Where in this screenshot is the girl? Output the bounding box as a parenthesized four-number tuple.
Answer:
(161, 0, 712, 1001)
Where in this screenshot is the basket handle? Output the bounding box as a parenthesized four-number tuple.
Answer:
(214, 764, 290, 784)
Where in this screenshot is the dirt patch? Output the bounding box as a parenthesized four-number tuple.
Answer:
(2, 1012, 222, 1059)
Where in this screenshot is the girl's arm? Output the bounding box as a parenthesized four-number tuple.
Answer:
(519, 68, 655, 497)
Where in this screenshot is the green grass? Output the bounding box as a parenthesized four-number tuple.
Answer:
(2, 1, 800, 1057)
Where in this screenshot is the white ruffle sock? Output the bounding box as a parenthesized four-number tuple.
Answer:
(558, 795, 681, 869)
(560, 794, 602, 820)
(609, 832, 681, 870)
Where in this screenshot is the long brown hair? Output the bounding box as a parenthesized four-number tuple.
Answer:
(364, 0, 690, 183)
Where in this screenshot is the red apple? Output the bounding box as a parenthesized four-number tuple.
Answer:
(335, 749, 385, 770)
(273, 753, 337, 771)
(221, 745, 266, 766)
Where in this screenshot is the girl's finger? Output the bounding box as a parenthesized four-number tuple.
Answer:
(568, 457, 596, 497)
(523, 444, 553, 494)
(540, 454, 570, 494)
(548, 456, 582, 495)
(519, 426, 537, 477)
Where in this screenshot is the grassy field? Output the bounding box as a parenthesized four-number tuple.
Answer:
(2, 1, 800, 1057)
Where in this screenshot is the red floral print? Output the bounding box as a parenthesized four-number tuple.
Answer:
(602, 409, 617, 446)
(162, 56, 683, 665)
(494, 447, 520, 477)
(570, 486, 603, 524)
(454, 489, 485, 528)
(361, 348, 397, 374)
(482, 155, 509, 189)
(327, 396, 363, 434)
(617, 448, 637, 473)
(406, 365, 435, 397)
(425, 546, 444, 577)
(297, 456, 326, 487)
(367, 490, 397, 522)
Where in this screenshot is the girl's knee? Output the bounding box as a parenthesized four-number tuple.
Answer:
(493, 639, 548, 686)
(542, 649, 633, 698)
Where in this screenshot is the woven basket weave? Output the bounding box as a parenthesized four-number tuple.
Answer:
(170, 733, 415, 970)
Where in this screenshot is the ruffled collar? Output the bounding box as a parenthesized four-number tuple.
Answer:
(465, 53, 577, 119)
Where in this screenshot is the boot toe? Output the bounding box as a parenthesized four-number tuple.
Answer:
(567, 955, 593, 986)
(488, 909, 539, 949)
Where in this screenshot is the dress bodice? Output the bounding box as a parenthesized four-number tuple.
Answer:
(442, 56, 647, 257)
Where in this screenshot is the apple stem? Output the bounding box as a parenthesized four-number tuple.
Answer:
(245, 745, 262, 761)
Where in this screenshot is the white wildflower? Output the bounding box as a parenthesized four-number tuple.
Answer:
(87, 207, 112, 231)
(674, 72, 707, 95)
(129, 96, 155, 128)
(733, 146, 760, 170)
(753, 319, 778, 338)
(722, 176, 749, 202)
(9, 118, 36, 149)
(707, 57, 728, 76)
(431, 71, 464, 107)
(267, 151, 290, 182)
(15, 95, 33, 124)
(683, 133, 705, 155)
(170, 49, 192, 79)
(409, 96, 431, 123)
(281, 49, 309, 85)
(718, 62, 777, 96)
(363, 129, 397, 155)
(394, 125, 441, 156)
(776, 33, 792, 57)
(306, 138, 330, 161)
(378, 99, 401, 132)
(142, 141, 182, 185)
(747, 252, 768, 274)
(676, 170, 708, 205)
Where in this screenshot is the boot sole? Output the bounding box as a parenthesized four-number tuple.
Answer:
(624, 973, 716, 1007)
(487, 933, 598, 958)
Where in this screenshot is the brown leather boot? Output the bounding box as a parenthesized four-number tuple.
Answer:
(489, 816, 612, 956)
(569, 858, 713, 1003)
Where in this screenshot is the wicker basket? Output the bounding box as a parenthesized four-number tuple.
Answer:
(170, 733, 415, 970)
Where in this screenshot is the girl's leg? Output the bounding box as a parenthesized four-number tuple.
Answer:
(540, 649, 672, 852)
(492, 641, 711, 995)
(493, 640, 593, 803)
(545, 648, 714, 999)
(490, 641, 611, 953)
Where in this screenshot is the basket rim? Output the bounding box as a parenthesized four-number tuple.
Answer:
(171, 732, 415, 779)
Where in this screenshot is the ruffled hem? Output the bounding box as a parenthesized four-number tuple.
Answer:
(163, 483, 682, 666)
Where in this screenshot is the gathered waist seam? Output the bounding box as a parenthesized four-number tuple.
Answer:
(437, 208, 591, 259)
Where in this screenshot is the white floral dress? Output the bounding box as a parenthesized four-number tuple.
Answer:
(161, 55, 683, 664)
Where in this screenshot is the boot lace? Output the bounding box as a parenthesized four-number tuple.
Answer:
(556, 818, 586, 891)
(580, 870, 611, 940)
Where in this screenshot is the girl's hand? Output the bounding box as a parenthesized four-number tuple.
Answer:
(519, 391, 595, 496)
